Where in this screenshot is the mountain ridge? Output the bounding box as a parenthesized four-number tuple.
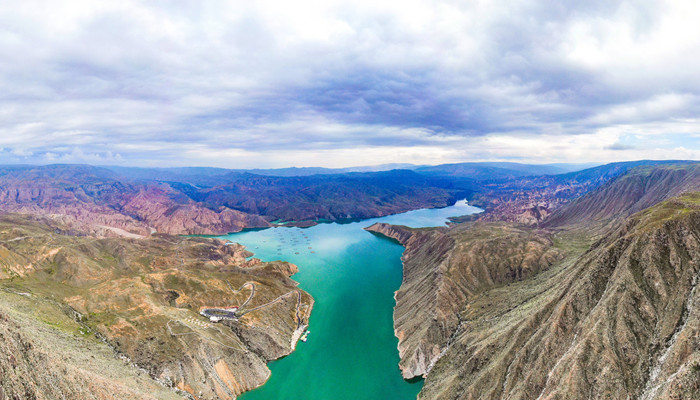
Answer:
(368, 164, 700, 399)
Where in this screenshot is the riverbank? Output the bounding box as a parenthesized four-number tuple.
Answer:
(217, 200, 481, 399)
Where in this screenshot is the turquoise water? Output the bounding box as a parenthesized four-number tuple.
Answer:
(218, 201, 481, 400)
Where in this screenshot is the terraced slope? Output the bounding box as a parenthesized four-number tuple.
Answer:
(0, 214, 313, 400)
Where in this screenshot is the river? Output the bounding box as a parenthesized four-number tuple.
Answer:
(216, 200, 482, 400)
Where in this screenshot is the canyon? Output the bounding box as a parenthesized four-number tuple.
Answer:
(2, 160, 700, 399)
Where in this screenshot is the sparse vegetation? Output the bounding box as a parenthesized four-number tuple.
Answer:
(0, 214, 313, 400)
(377, 164, 700, 400)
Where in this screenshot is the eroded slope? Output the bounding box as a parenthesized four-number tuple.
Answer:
(0, 214, 313, 400)
(372, 193, 700, 399)
(366, 221, 563, 380)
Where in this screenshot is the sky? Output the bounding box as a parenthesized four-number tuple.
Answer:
(1, 0, 700, 168)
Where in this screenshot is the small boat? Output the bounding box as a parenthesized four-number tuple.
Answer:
(300, 330, 310, 342)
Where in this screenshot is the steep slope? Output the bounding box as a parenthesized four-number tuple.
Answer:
(469, 160, 698, 225)
(0, 214, 313, 400)
(0, 290, 183, 400)
(366, 221, 563, 379)
(546, 163, 700, 227)
(372, 192, 700, 399)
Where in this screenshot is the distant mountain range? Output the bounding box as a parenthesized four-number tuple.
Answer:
(105, 161, 598, 182)
(0, 160, 691, 237)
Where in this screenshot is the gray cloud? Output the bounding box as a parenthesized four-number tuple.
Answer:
(606, 142, 636, 151)
(0, 0, 699, 167)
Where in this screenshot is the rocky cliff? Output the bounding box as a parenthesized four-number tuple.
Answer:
(373, 190, 700, 399)
(366, 221, 563, 381)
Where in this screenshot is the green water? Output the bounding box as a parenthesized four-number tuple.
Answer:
(218, 200, 481, 400)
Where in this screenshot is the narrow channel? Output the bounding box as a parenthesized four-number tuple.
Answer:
(216, 200, 481, 400)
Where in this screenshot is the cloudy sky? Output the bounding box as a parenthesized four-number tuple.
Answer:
(1, 0, 699, 168)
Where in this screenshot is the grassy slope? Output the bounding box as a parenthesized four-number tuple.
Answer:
(0, 289, 183, 400)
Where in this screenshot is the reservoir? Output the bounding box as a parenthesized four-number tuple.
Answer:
(217, 200, 481, 400)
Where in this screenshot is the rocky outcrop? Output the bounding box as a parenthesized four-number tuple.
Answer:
(365, 223, 416, 245)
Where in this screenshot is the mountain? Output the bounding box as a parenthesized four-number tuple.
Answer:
(0, 165, 462, 236)
(365, 221, 563, 379)
(0, 213, 312, 399)
(106, 164, 418, 180)
(545, 163, 700, 227)
(414, 162, 570, 179)
(193, 170, 459, 222)
(3, 160, 700, 399)
(0, 160, 692, 239)
(104, 166, 241, 187)
(0, 164, 271, 236)
(107, 162, 599, 182)
(467, 160, 699, 224)
(234, 163, 419, 176)
(367, 163, 700, 399)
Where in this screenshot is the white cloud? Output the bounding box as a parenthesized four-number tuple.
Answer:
(0, 0, 699, 167)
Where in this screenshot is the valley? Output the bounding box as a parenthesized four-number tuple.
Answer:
(2, 160, 700, 399)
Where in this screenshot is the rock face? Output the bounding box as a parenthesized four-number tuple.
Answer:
(366, 222, 563, 380)
(376, 187, 700, 398)
(0, 214, 313, 400)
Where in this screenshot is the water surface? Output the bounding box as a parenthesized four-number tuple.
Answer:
(218, 200, 481, 400)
